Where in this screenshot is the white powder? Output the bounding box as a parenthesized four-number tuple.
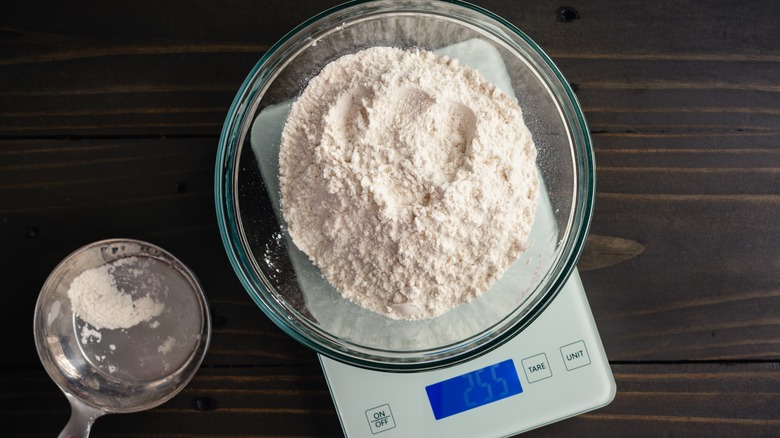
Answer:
(279, 47, 538, 320)
(157, 336, 177, 354)
(80, 326, 102, 345)
(67, 256, 165, 330)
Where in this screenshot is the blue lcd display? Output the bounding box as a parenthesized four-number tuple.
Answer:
(425, 359, 523, 420)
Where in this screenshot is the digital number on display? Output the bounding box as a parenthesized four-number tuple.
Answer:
(425, 359, 523, 420)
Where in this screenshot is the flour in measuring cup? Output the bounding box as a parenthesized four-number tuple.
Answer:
(279, 47, 539, 320)
(68, 256, 165, 331)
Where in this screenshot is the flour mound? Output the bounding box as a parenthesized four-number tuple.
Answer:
(67, 257, 165, 330)
(279, 46, 538, 320)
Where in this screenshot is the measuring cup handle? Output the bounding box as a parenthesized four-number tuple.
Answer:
(58, 393, 106, 438)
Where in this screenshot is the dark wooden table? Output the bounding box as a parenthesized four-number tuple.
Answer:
(3, 0, 780, 436)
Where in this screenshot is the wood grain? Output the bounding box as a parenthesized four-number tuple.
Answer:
(578, 235, 645, 272)
(2, 135, 778, 367)
(2, 0, 780, 436)
(4, 364, 780, 437)
(2, 0, 779, 136)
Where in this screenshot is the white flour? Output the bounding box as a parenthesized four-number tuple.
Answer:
(279, 46, 538, 320)
(157, 335, 177, 354)
(67, 256, 165, 330)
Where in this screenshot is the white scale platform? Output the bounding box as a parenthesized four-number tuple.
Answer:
(249, 37, 616, 438)
(319, 270, 615, 438)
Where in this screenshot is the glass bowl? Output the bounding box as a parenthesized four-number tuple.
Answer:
(215, 0, 594, 371)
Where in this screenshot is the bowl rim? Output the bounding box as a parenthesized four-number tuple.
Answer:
(215, 0, 595, 372)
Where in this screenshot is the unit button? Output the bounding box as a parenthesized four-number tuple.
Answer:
(560, 340, 591, 371)
(365, 404, 396, 434)
(521, 353, 552, 383)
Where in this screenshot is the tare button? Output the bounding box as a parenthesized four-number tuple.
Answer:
(560, 340, 591, 371)
(521, 353, 552, 383)
(365, 404, 396, 434)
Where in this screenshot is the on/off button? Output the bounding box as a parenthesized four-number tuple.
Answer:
(365, 404, 396, 434)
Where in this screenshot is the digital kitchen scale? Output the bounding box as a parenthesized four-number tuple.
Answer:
(319, 270, 615, 438)
(240, 31, 616, 438)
